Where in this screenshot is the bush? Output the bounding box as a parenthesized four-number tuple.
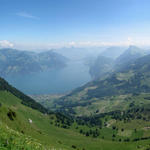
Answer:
(72, 145, 77, 149)
(86, 132, 89, 136)
(7, 109, 16, 121)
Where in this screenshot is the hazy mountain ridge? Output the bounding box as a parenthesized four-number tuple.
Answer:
(54, 47, 106, 61)
(0, 48, 68, 76)
(100, 46, 126, 59)
(115, 46, 145, 71)
(89, 46, 147, 79)
(89, 55, 114, 79)
(75, 52, 150, 98)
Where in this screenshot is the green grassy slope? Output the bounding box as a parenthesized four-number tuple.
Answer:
(1, 90, 150, 150)
(0, 77, 48, 113)
(0, 121, 48, 150)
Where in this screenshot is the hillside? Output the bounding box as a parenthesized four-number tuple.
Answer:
(2, 76, 150, 149)
(115, 46, 145, 71)
(0, 77, 48, 113)
(0, 48, 68, 76)
(100, 46, 126, 59)
(88, 46, 145, 80)
(48, 53, 150, 117)
(89, 55, 114, 79)
(1, 91, 150, 150)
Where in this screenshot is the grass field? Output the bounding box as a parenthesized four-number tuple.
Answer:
(2, 91, 150, 150)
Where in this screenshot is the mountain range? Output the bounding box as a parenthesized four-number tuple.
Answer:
(1, 45, 150, 149)
(0, 48, 68, 76)
(89, 46, 146, 79)
(48, 46, 150, 116)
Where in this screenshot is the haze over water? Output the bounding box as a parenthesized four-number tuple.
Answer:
(4, 61, 91, 95)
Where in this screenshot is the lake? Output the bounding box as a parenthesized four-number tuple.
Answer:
(4, 61, 91, 95)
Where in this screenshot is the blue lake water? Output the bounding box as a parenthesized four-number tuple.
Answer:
(4, 61, 91, 95)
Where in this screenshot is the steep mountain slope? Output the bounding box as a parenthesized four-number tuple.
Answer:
(0, 77, 48, 113)
(0, 48, 68, 76)
(89, 55, 114, 79)
(88, 46, 144, 80)
(86, 52, 150, 98)
(1, 78, 148, 150)
(115, 45, 145, 71)
(88, 47, 125, 79)
(100, 46, 126, 59)
(38, 50, 68, 70)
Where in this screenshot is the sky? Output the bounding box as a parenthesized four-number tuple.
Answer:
(1, 0, 150, 50)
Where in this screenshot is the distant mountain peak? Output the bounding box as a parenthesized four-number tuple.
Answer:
(114, 46, 145, 71)
(100, 46, 126, 59)
(127, 45, 142, 53)
(128, 45, 138, 48)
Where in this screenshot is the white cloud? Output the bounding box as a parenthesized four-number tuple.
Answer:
(12, 40, 135, 50)
(0, 40, 14, 48)
(10, 37, 150, 50)
(13, 41, 128, 50)
(16, 12, 39, 20)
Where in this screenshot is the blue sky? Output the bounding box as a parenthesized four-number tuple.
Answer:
(1, 0, 150, 49)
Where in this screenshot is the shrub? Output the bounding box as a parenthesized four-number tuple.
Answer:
(7, 110, 16, 121)
(72, 145, 77, 149)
